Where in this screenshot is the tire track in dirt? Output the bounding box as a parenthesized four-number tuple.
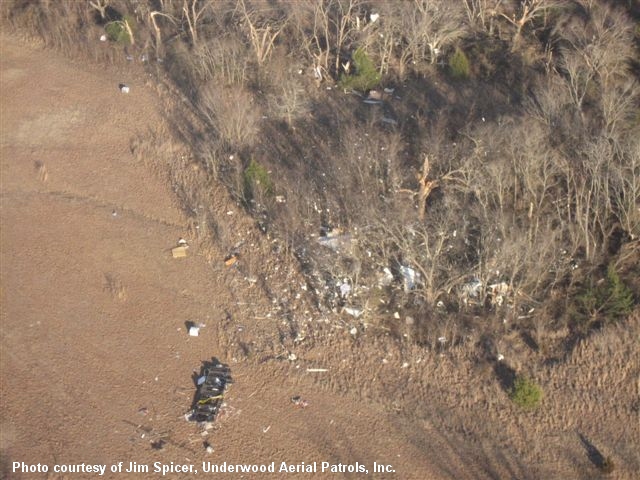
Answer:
(1, 188, 185, 230)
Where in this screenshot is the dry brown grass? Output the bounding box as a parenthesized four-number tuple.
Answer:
(288, 308, 640, 478)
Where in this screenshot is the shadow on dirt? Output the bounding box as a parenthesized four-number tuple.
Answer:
(494, 361, 517, 393)
(0, 451, 11, 480)
(577, 431, 606, 470)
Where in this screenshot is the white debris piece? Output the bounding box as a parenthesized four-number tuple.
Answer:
(400, 266, 419, 292)
(488, 282, 510, 307)
(350, 326, 358, 336)
(460, 278, 482, 305)
(189, 326, 200, 336)
(339, 281, 351, 298)
(438, 336, 447, 344)
(379, 267, 394, 286)
(100, 34, 107, 42)
(370, 13, 380, 23)
(497, 353, 505, 361)
(119, 84, 130, 94)
(343, 307, 363, 318)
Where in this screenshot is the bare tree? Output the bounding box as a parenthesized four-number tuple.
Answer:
(601, 80, 640, 147)
(197, 82, 260, 151)
(237, 0, 287, 66)
(496, 0, 563, 51)
(149, 10, 178, 56)
(182, 0, 211, 45)
(412, 0, 468, 64)
(611, 139, 640, 241)
(462, 0, 502, 35)
(291, 0, 362, 79)
(89, 0, 109, 20)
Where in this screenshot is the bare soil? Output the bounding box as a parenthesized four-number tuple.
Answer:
(1, 35, 638, 480)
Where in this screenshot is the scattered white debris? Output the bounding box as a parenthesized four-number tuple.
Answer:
(370, 13, 380, 23)
(383, 87, 395, 94)
(120, 84, 130, 94)
(497, 353, 505, 361)
(275, 195, 286, 203)
(197, 376, 206, 386)
(100, 34, 107, 42)
(401, 362, 409, 369)
(436, 300, 445, 308)
(381, 117, 398, 125)
(288, 353, 297, 361)
(317, 230, 353, 253)
(394, 312, 400, 319)
(306, 368, 329, 373)
(189, 326, 200, 336)
(382, 358, 389, 364)
(405, 316, 415, 326)
(262, 425, 271, 433)
(438, 336, 447, 344)
(350, 326, 358, 336)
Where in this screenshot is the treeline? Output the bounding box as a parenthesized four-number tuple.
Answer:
(3, 0, 638, 344)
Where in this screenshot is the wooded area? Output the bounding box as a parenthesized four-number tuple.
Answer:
(3, 0, 638, 353)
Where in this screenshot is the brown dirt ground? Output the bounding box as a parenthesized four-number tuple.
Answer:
(1, 35, 639, 480)
(0, 34, 437, 480)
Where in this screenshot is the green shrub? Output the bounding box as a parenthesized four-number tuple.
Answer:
(105, 15, 135, 44)
(509, 376, 543, 410)
(448, 47, 470, 80)
(243, 159, 273, 201)
(339, 48, 381, 92)
(574, 264, 634, 327)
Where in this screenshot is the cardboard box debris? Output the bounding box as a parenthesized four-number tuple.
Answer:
(172, 246, 188, 258)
